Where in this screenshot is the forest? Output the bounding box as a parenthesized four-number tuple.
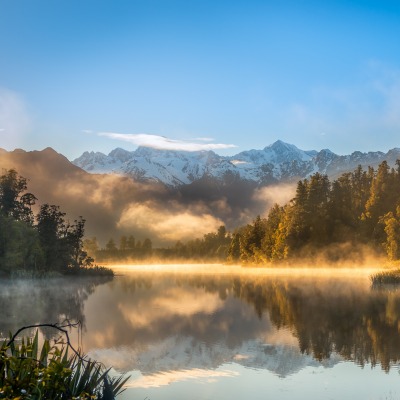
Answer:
(0, 169, 112, 277)
(4, 159, 400, 269)
(227, 160, 400, 264)
(90, 160, 400, 265)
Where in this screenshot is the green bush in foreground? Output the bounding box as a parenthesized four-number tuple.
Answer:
(0, 329, 128, 399)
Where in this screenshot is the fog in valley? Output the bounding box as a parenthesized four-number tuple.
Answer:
(0, 148, 295, 246)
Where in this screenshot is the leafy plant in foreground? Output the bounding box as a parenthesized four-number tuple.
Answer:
(0, 324, 129, 399)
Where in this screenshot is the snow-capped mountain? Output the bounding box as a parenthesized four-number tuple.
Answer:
(73, 140, 400, 187)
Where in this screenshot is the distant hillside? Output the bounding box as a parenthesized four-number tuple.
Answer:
(0, 148, 271, 245)
(0, 148, 171, 244)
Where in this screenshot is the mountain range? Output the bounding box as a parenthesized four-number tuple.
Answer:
(1, 141, 400, 245)
(73, 140, 400, 187)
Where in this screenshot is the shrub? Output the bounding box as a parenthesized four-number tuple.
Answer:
(0, 328, 128, 399)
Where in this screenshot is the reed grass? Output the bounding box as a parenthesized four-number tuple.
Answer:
(371, 269, 400, 285)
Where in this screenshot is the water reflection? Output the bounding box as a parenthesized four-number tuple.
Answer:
(2, 268, 400, 387)
(0, 276, 112, 339)
(77, 269, 400, 386)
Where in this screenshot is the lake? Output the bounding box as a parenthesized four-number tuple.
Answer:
(1, 264, 400, 399)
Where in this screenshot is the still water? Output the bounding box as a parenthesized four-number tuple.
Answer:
(1, 264, 400, 399)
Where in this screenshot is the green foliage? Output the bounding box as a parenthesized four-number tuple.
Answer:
(380, 206, 400, 261)
(0, 170, 113, 277)
(239, 216, 267, 263)
(228, 160, 400, 264)
(227, 231, 241, 262)
(0, 214, 44, 273)
(0, 169, 37, 224)
(0, 330, 129, 399)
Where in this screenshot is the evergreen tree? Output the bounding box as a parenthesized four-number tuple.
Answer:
(126, 235, 136, 250)
(364, 161, 398, 243)
(261, 204, 285, 260)
(119, 235, 128, 251)
(227, 232, 241, 262)
(67, 217, 93, 269)
(105, 238, 117, 252)
(307, 173, 330, 244)
(142, 238, 153, 256)
(285, 179, 311, 251)
(0, 169, 37, 223)
(36, 204, 69, 271)
(351, 165, 372, 217)
(382, 206, 400, 261)
(239, 216, 267, 263)
(328, 173, 356, 241)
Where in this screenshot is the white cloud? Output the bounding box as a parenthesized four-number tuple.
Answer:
(99, 132, 237, 152)
(0, 88, 31, 149)
(193, 137, 215, 141)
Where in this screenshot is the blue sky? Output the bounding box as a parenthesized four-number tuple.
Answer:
(1, 0, 400, 159)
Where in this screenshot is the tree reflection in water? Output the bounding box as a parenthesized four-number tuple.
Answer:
(110, 273, 400, 372)
(190, 275, 400, 371)
(3, 272, 400, 373)
(0, 277, 112, 340)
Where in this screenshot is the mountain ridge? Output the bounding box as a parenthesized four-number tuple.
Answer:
(2, 143, 400, 245)
(73, 140, 400, 187)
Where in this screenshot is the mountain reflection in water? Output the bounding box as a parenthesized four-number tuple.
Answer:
(80, 268, 400, 374)
(2, 266, 400, 398)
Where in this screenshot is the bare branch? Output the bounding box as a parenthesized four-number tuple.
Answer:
(6, 320, 85, 361)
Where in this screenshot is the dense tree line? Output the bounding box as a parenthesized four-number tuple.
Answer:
(84, 235, 153, 261)
(85, 225, 231, 262)
(227, 160, 400, 264)
(0, 169, 109, 276)
(158, 225, 231, 261)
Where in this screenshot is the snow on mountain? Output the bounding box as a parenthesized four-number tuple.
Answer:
(89, 336, 342, 379)
(72, 141, 400, 187)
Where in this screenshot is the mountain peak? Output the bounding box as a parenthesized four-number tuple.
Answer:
(269, 139, 291, 148)
(12, 148, 27, 154)
(266, 140, 303, 153)
(109, 147, 133, 162)
(260, 140, 314, 163)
